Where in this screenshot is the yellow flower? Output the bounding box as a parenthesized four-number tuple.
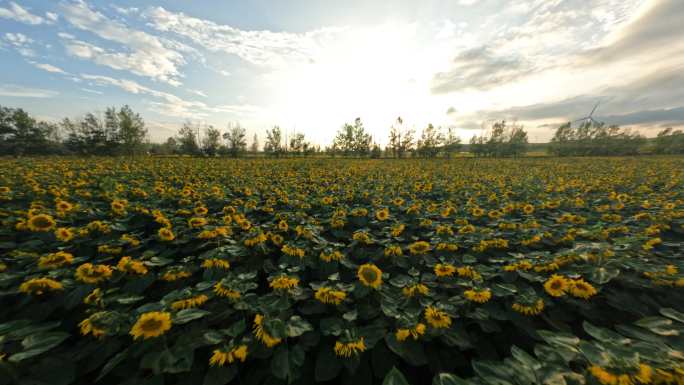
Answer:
(314, 287, 347, 305)
(568, 279, 597, 299)
(19, 277, 64, 295)
(158, 227, 175, 241)
(434, 263, 456, 277)
(391, 223, 405, 237)
(277, 220, 289, 231)
(522, 204, 535, 214)
(544, 274, 569, 297)
(130, 312, 172, 340)
(282, 244, 305, 258)
(193, 206, 208, 216)
(402, 283, 429, 297)
(120, 234, 141, 247)
(38, 251, 74, 269)
(161, 270, 192, 282)
(188, 216, 208, 228)
(320, 250, 343, 262)
(55, 227, 75, 242)
(75, 263, 113, 284)
(512, 299, 545, 316)
(27, 214, 56, 232)
(395, 323, 426, 341)
(375, 208, 390, 221)
(253, 314, 282, 348)
(408, 241, 431, 255)
(209, 345, 248, 366)
(84, 288, 103, 306)
(464, 289, 492, 303)
(357, 263, 382, 289)
(334, 337, 366, 358)
(197, 230, 218, 239)
(634, 364, 653, 384)
(589, 366, 618, 385)
(111, 199, 128, 214)
(171, 294, 209, 310)
(352, 231, 373, 244)
(214, 282, 241, 300)
(425, 306, 451, 329)
(202, 259, 230, 270)
(117, 256, 148, 275)
(270, 276, 300, 290)
(384, 245, 403, 257)
(79, 318, 106, 338)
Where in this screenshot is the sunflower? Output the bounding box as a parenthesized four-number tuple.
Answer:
(27, 214, 56, 232)
(110, 199, 128, 214)
(352, 231, 373, 244)
(130, 311, 172, 340)
(512, 299, 545, 316)
(79, 315, 107, 338)
(171, 294, 209, 310)
(214, 282, 241, 300)
(544, 274, 569, 297)
(282, 244, 305, 258)
(117, 256, 148, 275)
(188, 217, 208, 228)
(269, 276, 300, 290)
(54, 227, 75, 242)
(395, 323, 426, 342)
(402, 283, 429, 297)
(161, 270, 192, 282)
(357, 263, 382, 289)
(434, 263, 456, 277)
(320, 250, 343, 262)
(314, 287, 347, 305)
(75, 263, 113, 284)
(488, 210, 503, 219)
(384, 245, 403, 257)
(464, 289, 492, 303)
(19, 277, 64, 295)
(334, 337, 366, 358)
(277, 220, 289, 231)
(522, 204, 535, 214)
(424, 306, 452, 329)
(375, 208, 390, 221)
(193, 206, 208, 216)
(253, 314, 282, 348)
(38, 251, 74, 269)
(158, 227, 175, 241)
(408, 241, 431, 255)
(209, 345, 248, 366)
(202, 258, 230, 270)
(390, 223, 405, 237)
(568, 279, 597, 299)
(84, 288, 103, 306)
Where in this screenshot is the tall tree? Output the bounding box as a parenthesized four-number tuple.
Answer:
(177, 121, 200, 155)
(251, 133, 259, 154)
(116, 105, 147, 155)
(387, 116, 414, 158)
(416, 123, 444, 158)
(202, 126, 222, 156)
(264, 126, 283, 157)
(443, 126, 461, 158)
(223, 122, 247, 158)
(333, 118, 371, 156)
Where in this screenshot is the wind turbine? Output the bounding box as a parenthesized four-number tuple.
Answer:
(574, 102, 601, 125)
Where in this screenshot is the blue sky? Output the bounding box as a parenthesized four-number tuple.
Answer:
(1, 0, 683, 144)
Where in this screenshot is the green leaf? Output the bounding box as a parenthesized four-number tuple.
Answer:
(382, 367, 409, 385)
(583, 321, 630, 344)
(661, 308, 684, 323)
(10, 332, 69, 362)
(315, 346, 342, 382)
(203, 366, 237, 385)
(432, 373, 472, 385)
(286, 315, 313, 337)
(174, 309, 210, 324)
(96, 348, 129, 382)
(224, 318, 246, 337)
(635, 316, 679, 336)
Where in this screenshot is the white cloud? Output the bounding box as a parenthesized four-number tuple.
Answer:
(58, 32, 75, 40)
(188, 89, 208, 98)
(144, 6, 342, 68)
(61, 1, 185, 86)
(46, 12, 59, 23)
(0, 84, 58, 98)
(0, 2, 44, 25)
(80, 88, 103, 95)
(458, 0, 479, 5)
(3, 32, 36, 57)
(111, 5, 139, 15)
(31, 62, 68, 74)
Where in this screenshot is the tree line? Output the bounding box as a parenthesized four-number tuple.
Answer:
(2, 104, 683, 157)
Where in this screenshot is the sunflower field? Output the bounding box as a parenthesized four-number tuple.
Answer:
(1, 157, 683, 385)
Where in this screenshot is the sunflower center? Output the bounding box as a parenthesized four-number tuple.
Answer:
(140, 319, 163, 332)
(361, 268, 378, 283)
(550, 281, 562, 290)
(33, 217, 52, 227)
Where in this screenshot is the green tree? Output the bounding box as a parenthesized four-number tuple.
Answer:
(177, 121, 200, 155)
(334, 118, 371, 156)
(223, 122, 247, 158)
(251, 133, 259, 154)
(202, 126, 222, 156)
(115, 105, 147, 155)
(416, 123, 444, 158)
(264, 126, 283, 157)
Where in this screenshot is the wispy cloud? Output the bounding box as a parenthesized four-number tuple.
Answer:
(144, 6, 342, 68)
(31, 62, 68, 75)
(0, 2, 45, 25)
(0, 84, 58, 98)
(60, 1, 186, 86)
